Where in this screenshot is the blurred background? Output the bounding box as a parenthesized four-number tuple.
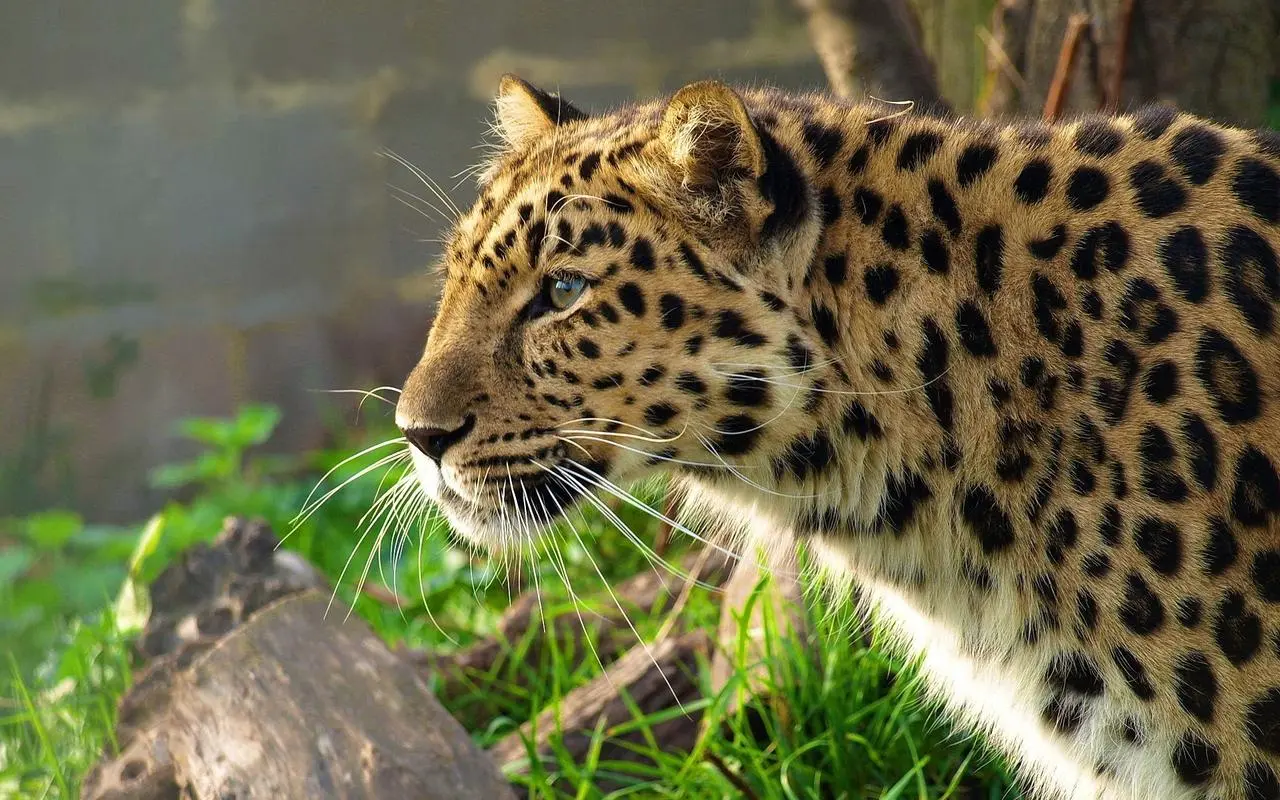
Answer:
(4, 0, 1275, 524)
(1, 2, 1276, 797)
(1, 0, 832, 525)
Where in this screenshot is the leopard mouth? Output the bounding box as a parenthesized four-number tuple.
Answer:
(407, 446, 595, 549)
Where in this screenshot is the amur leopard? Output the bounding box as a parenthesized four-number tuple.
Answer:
(394, 74, 1280, 800)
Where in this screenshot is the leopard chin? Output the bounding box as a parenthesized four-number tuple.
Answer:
(406, 445, 594, 551)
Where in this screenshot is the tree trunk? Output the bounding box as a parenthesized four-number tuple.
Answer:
(795, 0, 951, 110)
(987, 0, 1278, 125)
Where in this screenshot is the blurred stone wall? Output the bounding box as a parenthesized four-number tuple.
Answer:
(0, 0, 826, 521)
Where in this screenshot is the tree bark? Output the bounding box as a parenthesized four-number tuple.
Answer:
(1010, 0, 1277, 126)
(795, 0, 951, 111)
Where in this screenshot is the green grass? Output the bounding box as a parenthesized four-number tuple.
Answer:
(0, 405, 1017, 799)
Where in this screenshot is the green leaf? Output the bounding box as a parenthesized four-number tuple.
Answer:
(48, 564, 124, 616)
(66, 526, 141, 564)
(21, 510, 83, 549)
(175, 416, 237, 448)
(11, 578, 60, 612)
(0, 546, 35, 584)
(230, 404, 282, 447)
(110, 515, 164, 636)
(149, 451, 235, 489)
(127, 514, 166, 577)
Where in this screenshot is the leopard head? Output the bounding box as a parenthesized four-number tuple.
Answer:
(395, 76, 822, 549)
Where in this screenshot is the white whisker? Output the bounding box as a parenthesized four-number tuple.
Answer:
(560, 459, 799, 579)
(379, 148, 462, 218)
(288, 439, 408, 533)
(706, 364, 955, 398)
(414, 503, 461, 647)
(545, 461, 737, 588)
(556, 434, 748, 471)
(552, 477, 687, 715)
(693, 431, 838, 500)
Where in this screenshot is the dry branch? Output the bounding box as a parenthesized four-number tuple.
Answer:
(1041, 12, 1090, 121)
(979, 0, 1034, 117)
(488, 629, 710, 794)
(404, 548, 733, 727)
(1020, 0, 1276, 125)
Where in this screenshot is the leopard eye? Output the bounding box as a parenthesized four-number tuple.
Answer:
(546, 275, 587, 310)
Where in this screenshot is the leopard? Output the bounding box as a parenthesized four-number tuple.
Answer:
(393, 73, 1280, 800)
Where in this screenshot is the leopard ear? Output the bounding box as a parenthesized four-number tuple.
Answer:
(494, 74, 587, 149)
(657, 81, 766, 189)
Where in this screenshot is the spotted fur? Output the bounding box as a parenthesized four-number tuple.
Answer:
(396, 75, 1280, 800)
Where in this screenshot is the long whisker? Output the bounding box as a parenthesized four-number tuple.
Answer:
(327, 460, 412, 617)
(538, 489, 623, 697)
(415, 503, 461, 647)
(560, 459, 798, 579)
(551, 477, 687, 715)
(558, 427, 688, 445)
(308, 387, 400, 411)
(359, 466, 418, 601)
(515, 468, 549, 634)
(544, 461, 733, 588)
(535, 461, 680, 588)
(298, 449, 411, 537)
(556, 435, 748, 470)
(705, 365, 955, 398)
(368, 473, 420, 621)
(694, 430, 839, 501)
(352, 452, 414, 535)
(384, 472, 425, 619)
(554, 416, 673, 438)
(709, 357, 842, 376)
(388, 184, 455, 226)
(288, 438, 408, 532)
(379, 148, 462, 218)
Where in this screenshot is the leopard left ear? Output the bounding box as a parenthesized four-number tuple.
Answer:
(657, 81, 766, 189)
(494, 74, 587, 149)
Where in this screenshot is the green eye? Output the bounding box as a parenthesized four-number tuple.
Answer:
(547, 275, 587, 310)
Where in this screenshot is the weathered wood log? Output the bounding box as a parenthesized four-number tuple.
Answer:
(84, 591, 514, 800)
(84, 518, 513, 799)
(134, 516, 328, 662)
(488, 629, 710, 796)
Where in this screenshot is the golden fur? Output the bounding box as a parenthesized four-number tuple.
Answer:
(395, 75, 1280, 799)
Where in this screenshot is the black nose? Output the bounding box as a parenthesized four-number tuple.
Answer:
(403, 415, 476, 463)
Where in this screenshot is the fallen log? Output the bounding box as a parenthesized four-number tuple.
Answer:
(83, 518, 513, 800)
(85, 591, 514, 800)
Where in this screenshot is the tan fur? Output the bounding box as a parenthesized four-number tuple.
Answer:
(396, 79, 1280, 800)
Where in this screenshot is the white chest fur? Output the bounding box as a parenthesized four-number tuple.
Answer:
(807, 536, 1204, 800)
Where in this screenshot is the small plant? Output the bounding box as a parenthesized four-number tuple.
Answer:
(148, 404, 283, 493)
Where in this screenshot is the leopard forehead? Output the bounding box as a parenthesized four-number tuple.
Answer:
(403, 77, 1280, 800)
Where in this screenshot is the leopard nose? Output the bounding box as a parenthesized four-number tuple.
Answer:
(402, 415, 477, 464)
